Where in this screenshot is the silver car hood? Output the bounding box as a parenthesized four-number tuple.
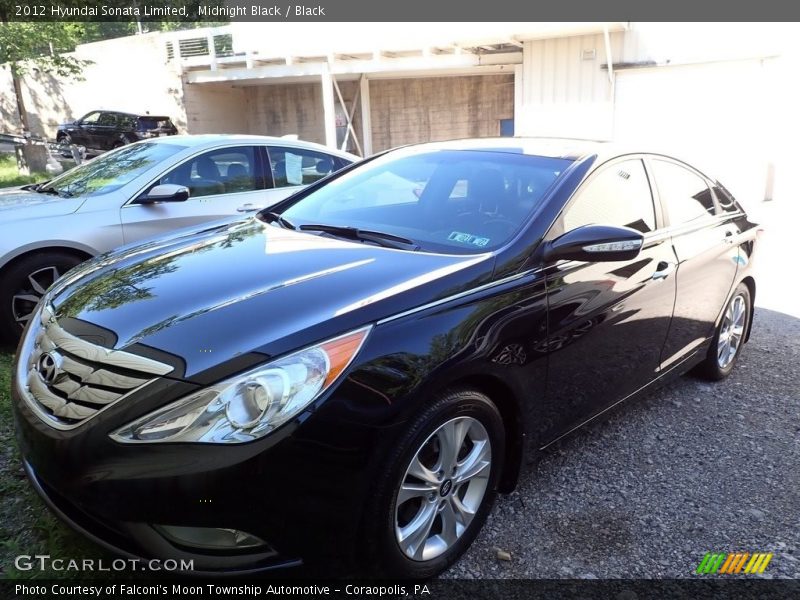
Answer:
(0, 188, 85, 220)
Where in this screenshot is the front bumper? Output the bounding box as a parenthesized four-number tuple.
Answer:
(23, 459, 301, 575)
(12, 373, 398, 575)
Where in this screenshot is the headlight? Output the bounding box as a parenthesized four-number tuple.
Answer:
(110, 326, 371, 444)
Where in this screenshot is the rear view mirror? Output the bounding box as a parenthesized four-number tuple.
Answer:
(138, 184, 190, 204)
(544, 224, 644, 263)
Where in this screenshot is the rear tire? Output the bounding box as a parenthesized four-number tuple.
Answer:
(694, 283, 751, 381)
(0, 252, 84, 342)
(362, 388, 505, 578)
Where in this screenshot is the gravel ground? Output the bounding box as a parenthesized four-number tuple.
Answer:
(446, 201, 800, 580)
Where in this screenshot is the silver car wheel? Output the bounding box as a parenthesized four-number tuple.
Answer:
(11, 266, 61, 327)
(717, 293, 746, 369)
(394, 416, 491, 562)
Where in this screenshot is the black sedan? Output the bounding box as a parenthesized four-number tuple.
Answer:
(12, 139, 758, 578)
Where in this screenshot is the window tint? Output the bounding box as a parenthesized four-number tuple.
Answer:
(119, 115, 137, 129)
(268, 146, 338, 187)
(138, 116, 174, 130)
(97, 113, 118, 127)
(280, 150, 570, 254)
(652, 160, 716, 224)
(160, 147, 258, 197)
(563, 159, 656, 234)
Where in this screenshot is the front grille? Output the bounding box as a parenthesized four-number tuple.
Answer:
(20, 305, 173, 429)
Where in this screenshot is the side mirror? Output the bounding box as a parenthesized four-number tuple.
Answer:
(543, 224, 644, 263)
(137, 184, 190, 204)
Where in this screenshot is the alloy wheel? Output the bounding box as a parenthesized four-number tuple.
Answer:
(717, 294, 746, 369)
(11, 266, 62, 328)
(394, 416, 492, 562)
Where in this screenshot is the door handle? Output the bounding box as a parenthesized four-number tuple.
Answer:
(652, 261, 676, 281)
(236, 203, 263, 213)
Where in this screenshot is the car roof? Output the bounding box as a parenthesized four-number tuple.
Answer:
(395, 137, 725, 181)
(151, 134, 359, 160)
(399, 137, 612, 160)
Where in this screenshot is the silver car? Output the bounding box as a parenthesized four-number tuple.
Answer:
(0, 135, 356, 338)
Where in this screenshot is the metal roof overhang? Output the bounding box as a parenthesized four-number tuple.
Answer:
(179, 22, 628, 86)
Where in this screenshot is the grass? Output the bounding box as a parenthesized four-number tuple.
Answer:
(0, 349, 108, 579)
(0, 153, 48, 189)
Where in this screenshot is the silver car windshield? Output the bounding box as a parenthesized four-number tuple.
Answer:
(281, 150, 571, 254)
(41, 142, 186, 198)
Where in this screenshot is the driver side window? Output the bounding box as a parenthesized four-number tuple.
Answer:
(158, 147, 258, 198)
(563, 159, 656, 234)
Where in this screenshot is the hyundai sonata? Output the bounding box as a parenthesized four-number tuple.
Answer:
(12, 138, 757, 577)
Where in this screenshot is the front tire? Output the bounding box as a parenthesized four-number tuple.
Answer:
(57, 133, 73, 157)
(695, 282, 752, 381)
(363, 389, 505, 578)
(0, 252, 84, 341)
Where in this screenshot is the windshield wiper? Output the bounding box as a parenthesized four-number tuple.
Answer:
(299, 224, 420, 251)
(263, 211, 296, 230)
(22, 181, 49, 192)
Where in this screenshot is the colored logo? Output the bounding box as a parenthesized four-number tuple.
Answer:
(696, 552, 774, 575)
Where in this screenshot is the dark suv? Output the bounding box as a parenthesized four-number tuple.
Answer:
(56, 111, 178, 155)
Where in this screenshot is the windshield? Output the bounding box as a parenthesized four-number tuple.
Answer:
(42, 142, 186, 198)
(279, 149, 571, 254)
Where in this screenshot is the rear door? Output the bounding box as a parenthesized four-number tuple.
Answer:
(94, 112, 120, 150)
(120, 145, 269, 243)
(540, 157, 678, 442)
(648, 157, 739, 369)
(266, 145, 347, 193)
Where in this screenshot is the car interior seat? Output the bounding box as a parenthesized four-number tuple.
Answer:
(224, 163, 252, 193)
(468, 168, 507, 216)
(190, 157, 225, 197)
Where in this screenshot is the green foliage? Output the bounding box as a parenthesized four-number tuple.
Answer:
(0, 153, 47, 188)
(0, 21, 88, 77)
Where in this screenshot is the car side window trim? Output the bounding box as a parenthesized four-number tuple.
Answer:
(257, 146, 275, 190)
(126, 144, 267, 206)
(645, 155, 724, 227)
(543, 154, 662, 242)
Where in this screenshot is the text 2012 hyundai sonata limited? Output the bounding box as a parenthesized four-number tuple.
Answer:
(12, 139, 758, 578)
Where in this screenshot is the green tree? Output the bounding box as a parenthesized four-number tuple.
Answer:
(0, 9, 88, 173)
(0, 18, 87, 135)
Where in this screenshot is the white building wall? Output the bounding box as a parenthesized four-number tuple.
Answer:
(515, 32, 624, 140)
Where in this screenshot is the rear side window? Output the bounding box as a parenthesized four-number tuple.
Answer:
(563, 159, 656, 234)
(268, 146, 340, 187)
(138, 117, 174, 131)
(651, 160, 716, 225)
(97, 113, 118, 126)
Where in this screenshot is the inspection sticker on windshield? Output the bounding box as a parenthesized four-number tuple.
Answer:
(448, 231, 490, 247)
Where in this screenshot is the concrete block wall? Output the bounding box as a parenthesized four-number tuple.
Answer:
(369, 74, 514, 151)
(183, 83, 247, 134)
(243, 80, 362, 151)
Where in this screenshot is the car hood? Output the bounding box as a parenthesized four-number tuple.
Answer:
(0, 187, 84, 220)
(49, 219, 492, 382)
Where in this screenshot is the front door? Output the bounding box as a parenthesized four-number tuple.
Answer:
(120, 146, 291, 243)
(539, 157, 677, 444)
